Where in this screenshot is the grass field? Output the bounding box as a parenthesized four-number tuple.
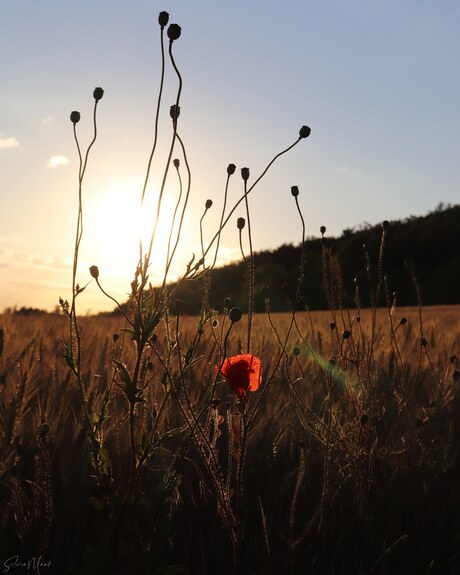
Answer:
(1, 305, 459, 574)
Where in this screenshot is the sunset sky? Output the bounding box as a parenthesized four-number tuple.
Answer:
(1, 1, 459, 313)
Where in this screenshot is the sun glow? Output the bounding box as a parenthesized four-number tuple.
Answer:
(83, 179, 193, 294)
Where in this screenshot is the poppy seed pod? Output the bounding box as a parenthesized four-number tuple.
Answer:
(342, 330, 351, 340)
(170, 104, 180, 121)
(241, 167, 250, 182)
(93, 87, 104, 102)
(205, 199, 213, 210)
(173, 158, 180, 168)
(224, 297, 231, 309)
(227, 163, 236, 175)
(158, 11, 169, 27)
(38, 422, 50, 437)
(320, 225, 326, 235)
(291, 186, 299, 197)
(299, 125, 311, 138)
(70, 111, 81, 124)
(382, 220, 390, 231)
(173, 299, 183, 315)
(89, 265, 99, 279)
(260, 285, 269, 298)
(237, 217, 245, 230)
(228, 307, 243, 323)
(167, 23, 182, 41)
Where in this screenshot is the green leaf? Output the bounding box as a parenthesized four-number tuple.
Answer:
(113, 359, 137, 402)
(99, 446, 111, 475)
(113, 360, 132, 387)
(59, 338, 75, 370)
(121, 327, 135, 338)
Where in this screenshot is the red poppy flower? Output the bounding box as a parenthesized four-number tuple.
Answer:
(218, 354, 262, 399)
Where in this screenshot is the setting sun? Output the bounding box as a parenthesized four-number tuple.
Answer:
(81, 177, 194, 308)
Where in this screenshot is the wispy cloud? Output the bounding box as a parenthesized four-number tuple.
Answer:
(41, 116, 53, 124)
(336, 165, 352, 173)
(334, 164, 363, 178)
(46, 154, 69, 168)
(0, 137, 19, 149)
(0, 247, 70, 271)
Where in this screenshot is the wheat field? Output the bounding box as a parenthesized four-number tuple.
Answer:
(2, 10, 460, 574)
(1, 305, 459, 574)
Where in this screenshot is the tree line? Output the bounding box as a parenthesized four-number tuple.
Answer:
(169, 203, 460, 314)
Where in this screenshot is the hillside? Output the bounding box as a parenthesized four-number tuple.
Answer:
(170, 203, 460, 314)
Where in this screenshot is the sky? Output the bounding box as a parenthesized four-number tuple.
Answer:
(1, 0, 459, 313)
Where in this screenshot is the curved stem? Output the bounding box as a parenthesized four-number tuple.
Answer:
(202, 136, 302, 261)
(141, 26, 166, 206)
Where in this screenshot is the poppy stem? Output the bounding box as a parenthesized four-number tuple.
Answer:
(243, 178, 255, 353)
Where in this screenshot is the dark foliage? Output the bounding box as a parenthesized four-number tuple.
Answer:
(169, 204, 460, 314)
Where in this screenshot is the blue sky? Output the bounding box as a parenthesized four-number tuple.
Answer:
(1, 1, 459, 312)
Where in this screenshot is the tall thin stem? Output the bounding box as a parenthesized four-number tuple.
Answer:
(140, 24, 166, 206)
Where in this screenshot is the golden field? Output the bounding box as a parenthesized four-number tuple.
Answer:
(1, 304, 459, 574)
